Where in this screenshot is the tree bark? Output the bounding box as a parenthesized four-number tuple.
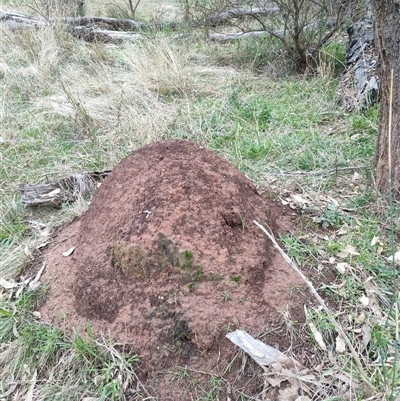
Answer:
(372, 1, 400, 198)
(337, 14, 379, 112)
(18, 171, 111, 206)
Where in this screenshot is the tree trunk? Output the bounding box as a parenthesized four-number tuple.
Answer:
(337, 14, 379, 112)
(372, 1, 400, 198)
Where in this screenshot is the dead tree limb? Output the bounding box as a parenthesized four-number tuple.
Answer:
(208, 18, 337, 43)
(0, 9, 176, 43)
(61, 15, 146, 30)
(18, 171, 111, 207)
(209, 6, 279, 26)
(72, 26, 143, 43)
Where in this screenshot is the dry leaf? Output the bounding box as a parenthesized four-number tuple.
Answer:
(29, 282, 41, 291)
(386, 251, 400, 264)
(336, 335, 346, 353)
(359, 295, 369, 306)
(336, 226, 350, 236)
(352, 172, 362, 182)
(62, 247, 75, 257)
(29, 262, 46, 291)
(364, 279, 383, 319)
(314, 233, 329, 241)
(343, 245, 359, 255)
(292, 194, 309, 204)
(362, 322, 372, 349)
(337, 245, 359, 258)
(336, 262, 350, 274)
(355, 312, 366, 325)
(278, 384, 301, 401)
(370, 236, 379, 247)
(308, 322, 326, 351)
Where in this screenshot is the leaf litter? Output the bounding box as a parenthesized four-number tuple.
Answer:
(227, 329, 358, 401)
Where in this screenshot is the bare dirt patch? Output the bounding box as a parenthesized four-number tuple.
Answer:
(40, 139, 310, 399)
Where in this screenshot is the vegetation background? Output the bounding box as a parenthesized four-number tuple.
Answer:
(0, 0, 399, 400)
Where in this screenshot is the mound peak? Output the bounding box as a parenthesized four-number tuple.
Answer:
(40, 139, 305, 398)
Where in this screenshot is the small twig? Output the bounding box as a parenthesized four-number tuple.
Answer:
(253, 220, 374, 391)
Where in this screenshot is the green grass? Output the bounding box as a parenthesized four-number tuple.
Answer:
(0, 5, 399, 400)
(0, 289, 140, 400)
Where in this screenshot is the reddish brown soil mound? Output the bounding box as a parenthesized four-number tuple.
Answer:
(40, 139, 306, 399)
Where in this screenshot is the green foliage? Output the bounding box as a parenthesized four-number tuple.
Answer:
(228, 90, 274, 130)
(315, 203, 350, 228)
(19, 323, 66, 370)
(0, 199, 27, 244)
(319, 42, 346, 75)
(279, 233, 319, 265)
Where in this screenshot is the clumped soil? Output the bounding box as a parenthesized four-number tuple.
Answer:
(40, 139, 309, 399)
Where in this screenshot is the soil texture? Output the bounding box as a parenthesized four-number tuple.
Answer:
(40, 139, 309, 400)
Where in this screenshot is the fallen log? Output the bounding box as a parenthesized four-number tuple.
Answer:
(0, 9, 47, 29)
(209, 6, 279, 26)
(62, 15, 146, 30)
(0, 9, 174, 43)
(72, 26, 143, 43)
(18, 171, 111, 207)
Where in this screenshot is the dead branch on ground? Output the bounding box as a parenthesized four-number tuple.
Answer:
(18, 171, 111, 206)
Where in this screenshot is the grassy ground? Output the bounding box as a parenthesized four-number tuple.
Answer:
(0, 1, 399, 400)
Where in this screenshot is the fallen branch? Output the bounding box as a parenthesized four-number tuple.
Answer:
(61, 15, 146, 30)
(18, 170, 111, 206)
(72, 26, 143, 43)
(208, 18, 337, 42)
(0, 9, 175, 43)
(209, 6, 279, 26)
(253, 220, 374, 392)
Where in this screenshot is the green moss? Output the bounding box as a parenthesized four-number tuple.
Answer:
(111, 235, 223, 291)
(111, 242, 146, 277)
(179, 250, 194, 269)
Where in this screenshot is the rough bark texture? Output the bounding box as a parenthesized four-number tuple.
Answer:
(372, 1, 400, 197)
(18, 171, 111, 206)
(337, 14, 379, 111)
